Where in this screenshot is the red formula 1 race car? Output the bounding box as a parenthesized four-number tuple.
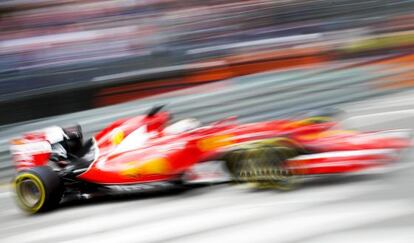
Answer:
(9, 106, 411, 213)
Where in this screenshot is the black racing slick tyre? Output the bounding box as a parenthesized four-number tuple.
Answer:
(14, 166, 63, 214)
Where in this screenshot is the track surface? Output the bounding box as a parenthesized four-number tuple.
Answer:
(1, 89, 414, 242)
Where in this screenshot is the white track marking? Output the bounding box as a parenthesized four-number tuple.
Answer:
(342, 110, 414, 126)
(341, 90, 414, 110)
(0, 191, 11, 198)
(1, 182, 383, 243)
(173, 200, 413, 243)
(346, 110, 414, 119)
(343, 98, 414, 113)
(305, 227, 414, 243)
(26, 183, 385, 243)
(292, 149, 395, 160)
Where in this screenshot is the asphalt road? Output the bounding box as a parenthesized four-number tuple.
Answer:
(0, 89, 414, 243)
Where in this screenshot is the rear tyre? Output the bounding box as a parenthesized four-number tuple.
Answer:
(14, 166, 63, 214)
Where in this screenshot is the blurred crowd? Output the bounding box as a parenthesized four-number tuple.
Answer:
(1, 0, 414, 72)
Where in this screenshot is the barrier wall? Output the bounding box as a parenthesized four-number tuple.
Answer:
(1, 55, 413, 182)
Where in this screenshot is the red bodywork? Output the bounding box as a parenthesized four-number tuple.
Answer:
(11, 112, 411, 185)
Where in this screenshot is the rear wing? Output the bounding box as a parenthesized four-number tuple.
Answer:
(9, 126, 65, 170)
(10, 138, 52, 170)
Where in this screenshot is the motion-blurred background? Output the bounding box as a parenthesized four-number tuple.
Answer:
(1, 0, 414, 124)
(1, 1, 414, 242)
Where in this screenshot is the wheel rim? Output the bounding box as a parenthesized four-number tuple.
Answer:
(19, 179, 41, 207)
(15, 173, 46, 213)
(226, 146, 299, 190)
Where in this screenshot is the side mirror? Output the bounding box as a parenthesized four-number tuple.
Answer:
(146, 104, 166, 117)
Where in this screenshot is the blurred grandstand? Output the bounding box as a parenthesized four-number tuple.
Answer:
(1, 0, 414, 124)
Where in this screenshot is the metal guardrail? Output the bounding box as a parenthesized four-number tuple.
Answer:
(0, 62, 413, 181)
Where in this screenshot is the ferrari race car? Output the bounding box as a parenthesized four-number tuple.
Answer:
(9, 106, 411, 213)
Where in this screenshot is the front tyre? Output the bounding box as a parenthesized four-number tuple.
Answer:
(224, 140, 301, 190)
(14, 166, 63, 214)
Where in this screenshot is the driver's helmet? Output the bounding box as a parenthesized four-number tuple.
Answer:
(164, 118, 201, 135)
